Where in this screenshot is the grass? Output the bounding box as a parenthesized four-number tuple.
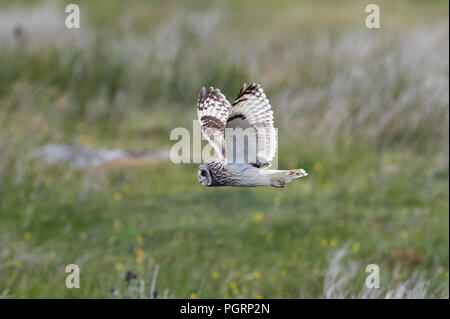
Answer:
(0, 0, 448, 298)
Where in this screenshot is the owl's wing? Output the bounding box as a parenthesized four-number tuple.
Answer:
(197, 87, 232, 161)
(226, 83, 277, 168)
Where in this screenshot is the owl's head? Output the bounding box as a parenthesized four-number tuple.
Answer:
(198, 164, 212, 186)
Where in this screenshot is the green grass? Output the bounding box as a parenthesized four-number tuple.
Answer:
(0, 0, 448, 298)
(0, 142, 448, 298)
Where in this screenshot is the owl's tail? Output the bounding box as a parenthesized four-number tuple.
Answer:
(266, 168, 308, 188)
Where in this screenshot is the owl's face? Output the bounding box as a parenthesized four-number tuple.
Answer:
(198, 164, 212, 186)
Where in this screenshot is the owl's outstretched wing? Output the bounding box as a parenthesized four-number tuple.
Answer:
(197, 87, 232, 161)
(226, 83, 277, 168)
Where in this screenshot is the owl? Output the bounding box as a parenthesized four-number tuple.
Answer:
(197, 83, 308, 187)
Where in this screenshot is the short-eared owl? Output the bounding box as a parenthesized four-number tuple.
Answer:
(197, 83, 308, 187)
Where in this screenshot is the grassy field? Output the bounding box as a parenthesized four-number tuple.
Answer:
(0, 0, 448, 298)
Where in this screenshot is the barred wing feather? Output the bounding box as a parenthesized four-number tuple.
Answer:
(225, 83, 277, 168)
(197, 87, 232, 160)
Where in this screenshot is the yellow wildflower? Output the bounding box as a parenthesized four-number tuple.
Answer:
(137, 248, 145, 257)
(251, 212, 264, 222)
(314, 162, 323, 172)
(273, 197, 281, 205)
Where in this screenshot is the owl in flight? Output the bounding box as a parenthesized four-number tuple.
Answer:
(197, 83, 308, 187)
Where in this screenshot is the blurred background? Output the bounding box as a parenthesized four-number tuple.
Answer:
(0, 0, 448, 298)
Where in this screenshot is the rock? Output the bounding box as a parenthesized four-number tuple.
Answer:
(33, 143, 169, 167)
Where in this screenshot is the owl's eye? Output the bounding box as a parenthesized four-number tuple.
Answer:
(201, 170, 206, 177)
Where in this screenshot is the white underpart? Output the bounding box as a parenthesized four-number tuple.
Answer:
(226, 163, 308, 187)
